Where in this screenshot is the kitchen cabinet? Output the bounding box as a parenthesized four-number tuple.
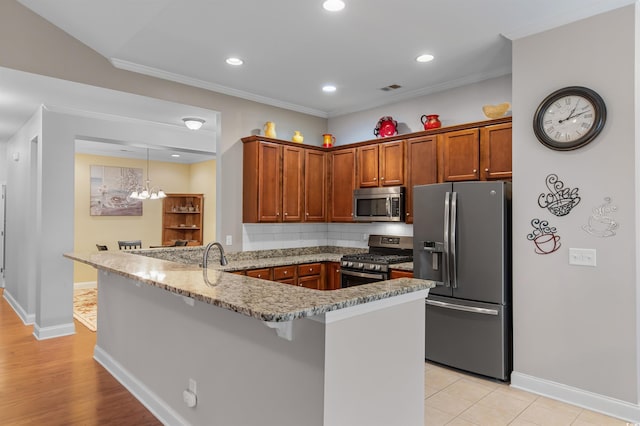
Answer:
(282, 145, 304, 222)
(246, 268, 273, 280)
(329, 148, 356, 222)
(304, 150, 327, 222)
(390, 269, 413, 279)
(440, 128, 480, 182)
(480, 122, 512, 180)
(161, 194, 203, 246)
(243, 138, 326, 223)
(297, 263, 322, 289)
(325, 262, 341, 290)
(405, 135, 438, 224)
(439, 121, 512, 183)
(357, 141, 405, 188)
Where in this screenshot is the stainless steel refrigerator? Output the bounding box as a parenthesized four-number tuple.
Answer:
(413, 181, 511, 381)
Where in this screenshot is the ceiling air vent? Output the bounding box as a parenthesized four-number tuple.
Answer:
(380, 84, 402, 92)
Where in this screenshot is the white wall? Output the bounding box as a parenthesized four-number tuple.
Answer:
(328, 75, 512, 145)
(511, 4, 638, 418)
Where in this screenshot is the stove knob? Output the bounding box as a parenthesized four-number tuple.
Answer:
(347, 262, 354, 268)
(374, 265, 381, 271)
(356, 263, 364, 269)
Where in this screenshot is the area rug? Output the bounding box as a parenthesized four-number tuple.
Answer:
(73, 288, 97, 332)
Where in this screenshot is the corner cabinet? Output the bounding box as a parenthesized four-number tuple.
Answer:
(161, 194, 204, 246)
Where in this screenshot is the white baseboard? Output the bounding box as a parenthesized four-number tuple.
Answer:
(3, 289, 35, 325)
(74, 281, 97, 290)
(33, 322, 75, 340)
(511, 371, 640, 423)
(94, 345, 190, 426)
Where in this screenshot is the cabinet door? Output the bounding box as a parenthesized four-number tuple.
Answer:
(282, 145, 304, 222)
(304, 150, 327, 222)
(329, 148, 356, 222)
(325, 262, 341, 290)
(379, 140, 405, 186)
(440, 129, 480, 182)
(246, 268, 273, 280)
(405, 136, 437, 223)
(257, 142, 282, 222)
(480, 123, 512, 181)
(357, 145, 380, 188)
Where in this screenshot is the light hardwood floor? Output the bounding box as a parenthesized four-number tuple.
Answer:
(0, 288, 160, 425)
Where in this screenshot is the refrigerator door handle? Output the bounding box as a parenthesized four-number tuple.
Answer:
(450, 191, 458, 289)
(426, 299, 499, 316)
(443, 192, 451, 287)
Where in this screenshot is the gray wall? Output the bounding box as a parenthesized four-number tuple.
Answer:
(512, 5, 638, 405)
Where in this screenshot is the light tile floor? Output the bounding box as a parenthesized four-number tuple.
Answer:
(424, 362, 629, 426)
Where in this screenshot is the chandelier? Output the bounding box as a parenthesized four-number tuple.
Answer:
(129, 148, 166, 200)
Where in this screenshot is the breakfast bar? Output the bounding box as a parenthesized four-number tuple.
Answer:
(65, 251, 434, 426)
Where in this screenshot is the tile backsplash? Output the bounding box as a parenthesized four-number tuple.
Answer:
(242, 222, 413, 251)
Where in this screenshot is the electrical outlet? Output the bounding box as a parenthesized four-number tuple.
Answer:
(225, 235, 232, 245)
(569, 248, 596, 266)
(362, 233, 369, 241)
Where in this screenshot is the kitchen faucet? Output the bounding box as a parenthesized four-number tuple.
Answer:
(203, 241, 228, 268)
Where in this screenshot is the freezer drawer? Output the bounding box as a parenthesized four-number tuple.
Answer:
(425, 295, 511, 381)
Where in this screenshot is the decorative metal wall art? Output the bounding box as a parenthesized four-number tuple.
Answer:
(582, 197, 618, 238)
(90, 165, 143, 216)
(538, 173, 581, 217)
(527, 218, 561, 255)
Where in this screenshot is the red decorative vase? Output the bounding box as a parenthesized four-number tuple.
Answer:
(421, 114, 441, 130)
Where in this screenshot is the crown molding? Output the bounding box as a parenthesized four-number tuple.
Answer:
(110, 58, 329, 119)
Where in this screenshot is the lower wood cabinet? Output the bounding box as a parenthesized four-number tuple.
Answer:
(326, 262, 341, 290)
(390, 269, 413, 279)
(241, 262, 328, 290)
(246, 268, 273, 280)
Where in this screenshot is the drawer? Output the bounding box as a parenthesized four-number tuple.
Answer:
(246, 268, 272, 280)
(298, 263, 321, 277)
(273, 265, 296, 281)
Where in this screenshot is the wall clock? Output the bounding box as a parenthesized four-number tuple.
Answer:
(533, 86, 606, 151)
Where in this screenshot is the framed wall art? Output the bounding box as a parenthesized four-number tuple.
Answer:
(90, 165, 143, 216)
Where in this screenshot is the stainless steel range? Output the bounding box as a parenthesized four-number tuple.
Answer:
(340, 235, 413, 288)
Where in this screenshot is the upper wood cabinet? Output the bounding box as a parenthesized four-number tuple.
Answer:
(480, 122, 512, 181)
(439, 121, 512, 182)
(357, 140, 405, 188)
(282, 145, 304, 222)
(304, 150, 327, 222)
(243, 138, 326, 223)
(329, 148, 356, 222)
(405, 135, 438, 223)
(440, 128, 480, 182)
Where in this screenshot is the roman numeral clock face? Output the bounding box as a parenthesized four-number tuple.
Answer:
(533, 86, 606, 151)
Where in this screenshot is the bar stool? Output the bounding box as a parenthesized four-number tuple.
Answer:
(118, 240, 142, 250)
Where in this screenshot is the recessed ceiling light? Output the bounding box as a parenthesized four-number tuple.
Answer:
(322, 85, 337, 93)
(226, 57, 244, 66)
(323, 0, 345, 12)
(171, 154, 180, 158)
(416, 54, 434, 63)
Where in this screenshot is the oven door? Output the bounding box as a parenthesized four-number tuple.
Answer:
(341, 269, 387, 288)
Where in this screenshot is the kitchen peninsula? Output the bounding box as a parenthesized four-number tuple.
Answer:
(65, 249, 434, 426)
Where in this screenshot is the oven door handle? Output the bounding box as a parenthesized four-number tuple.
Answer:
(341, 270, 386, 280)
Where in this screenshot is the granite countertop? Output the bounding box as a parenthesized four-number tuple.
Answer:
(65, 251, 432, 322)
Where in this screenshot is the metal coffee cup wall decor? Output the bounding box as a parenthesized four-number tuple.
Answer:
(538, 173, 580, 217)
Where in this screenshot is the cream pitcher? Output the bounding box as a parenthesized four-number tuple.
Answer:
(264, 121, 277, 138)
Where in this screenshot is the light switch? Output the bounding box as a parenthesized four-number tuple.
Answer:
(569, 248, 596, 266)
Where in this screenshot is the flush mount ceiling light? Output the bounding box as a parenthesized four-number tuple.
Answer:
(225, 57, 244, 66)
(129, 148, 166, 200)
(322, 85, 337, 93)
(416, 54, 435, 63)
(323, 0, 345, 12)
(182, 117, 205, 130)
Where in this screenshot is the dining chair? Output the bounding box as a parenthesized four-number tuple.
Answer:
(118, 240, 142, 250)
(96, 244, 108, 251)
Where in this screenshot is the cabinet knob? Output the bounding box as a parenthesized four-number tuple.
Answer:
(306, 212, 309, 216)
(284, 212, 288, 216)
(258, 274, 262, 278)
(373, 177, 377, 181)
(485, 168, 489, 172)
(284, 271, 288, 274)
(380, 177, 385, 180)
(473, 169, 477, 173)
(309, 268, 313, 272)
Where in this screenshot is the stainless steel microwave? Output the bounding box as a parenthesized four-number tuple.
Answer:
(353, 186, 405, 222)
